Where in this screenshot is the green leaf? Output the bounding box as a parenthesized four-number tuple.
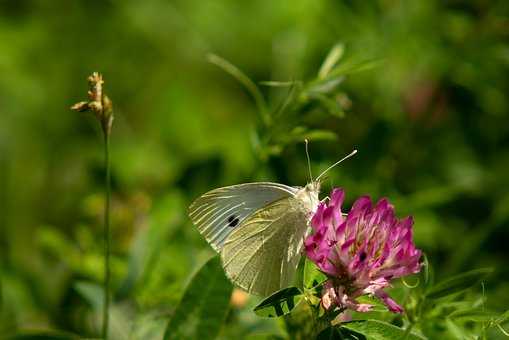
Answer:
(118, 191, 185, 298)
(425, 268, 493, 300)
(495, 310, 509, 324)
(307, 78, 344, 96)
(341, 320, 427, 340)
(303, 258, 326, 290)
(327, 58, 384, 78)
(300, 130, 338, 141)
(278, 127, 337, 145)
(273, 83, 300, 119)
(74, 281, 103, 309)
(309, 93, 345, 117)
(253, 287, 303, 318)
(445, 318, 468, 339)
(318, 43, 345, 79)
(449, 308, 496, 322)
(259, 80, 301, 87)
(163, 255, 233, 340)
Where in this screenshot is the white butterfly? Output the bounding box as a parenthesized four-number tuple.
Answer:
(189, 148, 357, 296)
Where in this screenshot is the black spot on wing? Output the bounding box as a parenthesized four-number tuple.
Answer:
(227, 215, 240, 227)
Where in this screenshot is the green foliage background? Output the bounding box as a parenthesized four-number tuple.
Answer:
(0, 0, 508, 339)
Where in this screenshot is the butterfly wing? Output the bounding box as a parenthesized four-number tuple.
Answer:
(188, 182, 298, 252)
(221, 196, 311, 296)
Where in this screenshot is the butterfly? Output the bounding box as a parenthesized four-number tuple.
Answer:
(188, 146, 357, 297)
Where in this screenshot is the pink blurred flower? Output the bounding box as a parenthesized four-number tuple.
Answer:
(304, 188, 422, 314)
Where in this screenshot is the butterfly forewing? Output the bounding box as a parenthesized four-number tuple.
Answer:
(221, 196, 311, 296)
(188, 182, 298, 252)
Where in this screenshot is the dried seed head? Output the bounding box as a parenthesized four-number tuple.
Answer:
(88, 72, 104, 102)
(70, 101, 90, 112)
(71, 72, 114, 136)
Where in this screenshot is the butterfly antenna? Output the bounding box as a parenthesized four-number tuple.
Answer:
(304, 139, 313, 182)
(316, 149, 358, 181)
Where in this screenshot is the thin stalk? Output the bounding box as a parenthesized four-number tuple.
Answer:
(102, 132, 111, 340)
(402, 322, 414, 339)
(207, 53, 271, 127)
(71, 72, 113, 339)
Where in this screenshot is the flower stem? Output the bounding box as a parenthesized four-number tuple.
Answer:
(402, 322, 414, 339)
(102, 132, 111, 340)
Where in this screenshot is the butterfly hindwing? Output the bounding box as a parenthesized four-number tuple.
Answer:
(188, 182, 298, 252)
(221, 196, 311, 296)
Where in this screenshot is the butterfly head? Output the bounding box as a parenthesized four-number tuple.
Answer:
(301, 141, 357, 212)
(296, 181, 321, 212)
(305, 181, 320, 195)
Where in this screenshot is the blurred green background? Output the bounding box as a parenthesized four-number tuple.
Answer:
(1, 0, 508, 338)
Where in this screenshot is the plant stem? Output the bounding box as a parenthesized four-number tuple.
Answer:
(102, 132, 111, 340)
(402, 322, 414, 339)
(207, 53, 271, 127)
(71, 72, 113, 339)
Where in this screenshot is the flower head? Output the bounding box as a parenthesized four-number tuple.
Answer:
(304, 188, 422, 313)
(71, 72, 113, 136)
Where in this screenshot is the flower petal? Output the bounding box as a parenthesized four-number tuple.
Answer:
(375, 290, 404, 313)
